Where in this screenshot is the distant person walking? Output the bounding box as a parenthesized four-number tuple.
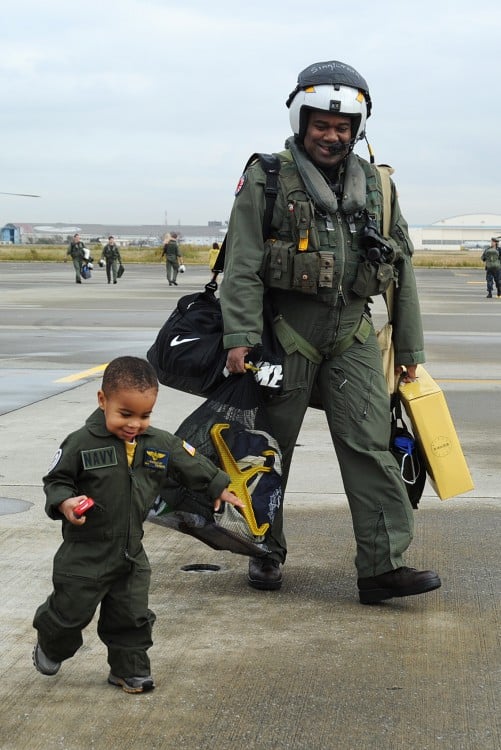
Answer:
(481, 238, 501, 298)
(67, 233, 86, 284)
(161, 233, 182, 286)
(100, 236, 122, 284)
(209, 242, 220, 271)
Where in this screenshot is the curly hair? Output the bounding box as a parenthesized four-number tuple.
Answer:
(102, 357, 158, 395)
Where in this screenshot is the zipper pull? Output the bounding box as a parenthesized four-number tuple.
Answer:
(338, 284, 346, 306)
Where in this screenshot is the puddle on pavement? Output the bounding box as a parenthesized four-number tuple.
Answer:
(0, 497, 33, 516)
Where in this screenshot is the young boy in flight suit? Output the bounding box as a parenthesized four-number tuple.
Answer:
(33, 356, 243, 693)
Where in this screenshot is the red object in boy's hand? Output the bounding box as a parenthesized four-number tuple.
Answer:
(74, 497, 95, 518)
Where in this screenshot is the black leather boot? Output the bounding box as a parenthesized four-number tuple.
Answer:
(358, 566, 441, 604)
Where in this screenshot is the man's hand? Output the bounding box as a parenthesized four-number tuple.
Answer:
(225, 346, 250, 374)
(395, 364, 418, 383)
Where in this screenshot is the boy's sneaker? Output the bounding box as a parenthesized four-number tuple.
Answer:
(32, 643, 61, 675)
(108, 673, 155, 694)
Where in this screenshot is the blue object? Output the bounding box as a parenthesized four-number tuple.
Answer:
(394, 435, 415, 454)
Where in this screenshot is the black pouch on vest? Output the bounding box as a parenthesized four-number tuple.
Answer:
(352, 260, 394, 298)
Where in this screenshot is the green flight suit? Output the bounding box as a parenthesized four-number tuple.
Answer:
(162, 239, 182, 284)
(67, 240, 86, 283)
(33, 408, 229, 677)
(100, 242, 122, 283)
(220, 145, 424, 578)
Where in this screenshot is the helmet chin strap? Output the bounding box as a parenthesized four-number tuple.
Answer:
(364, 135, 375, 164)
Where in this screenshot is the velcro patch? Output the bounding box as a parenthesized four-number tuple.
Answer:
(81, 446, 118, 470)
(144, 449, 169, 471)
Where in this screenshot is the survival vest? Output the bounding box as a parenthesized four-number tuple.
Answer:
(212, 152, 393, 275)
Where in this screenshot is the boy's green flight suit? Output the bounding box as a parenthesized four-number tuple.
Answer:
(33, 407, 229, 677)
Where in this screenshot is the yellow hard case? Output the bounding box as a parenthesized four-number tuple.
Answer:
(398, 366, 474, 500)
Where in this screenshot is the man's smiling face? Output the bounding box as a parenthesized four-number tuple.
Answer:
(303, 110, 352, 169)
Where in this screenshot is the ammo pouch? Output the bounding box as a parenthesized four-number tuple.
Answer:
(292, 252, 321, 294)
(261, 240, 295, 290)
(261, 241, 332, 296)
(352, 260, 394, 298)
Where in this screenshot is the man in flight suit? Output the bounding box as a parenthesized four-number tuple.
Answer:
(220, 60, 441, 604)
(67, 233, 86, 284)
(100, 235, 123, 284)
(161, 232, 183, 286)
(481, 238, 501, 297)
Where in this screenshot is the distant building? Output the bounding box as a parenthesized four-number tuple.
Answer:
(0, 223, 21, 244)
(410, 214, 501, 251)
(5, 222, 228, 247)
(3, 215, 501, 251)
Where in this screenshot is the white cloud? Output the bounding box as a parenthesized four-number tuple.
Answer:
(1, 0, 500, 225)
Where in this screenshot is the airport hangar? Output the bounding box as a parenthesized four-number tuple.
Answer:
(409, 213, 501, 251)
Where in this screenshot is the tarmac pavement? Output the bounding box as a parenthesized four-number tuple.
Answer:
(0, 265, 500, 750)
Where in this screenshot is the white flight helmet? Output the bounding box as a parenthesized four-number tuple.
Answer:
(286, 60, 372, 145)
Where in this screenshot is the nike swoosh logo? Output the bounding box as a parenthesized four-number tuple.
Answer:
(170, 335, 201, 347)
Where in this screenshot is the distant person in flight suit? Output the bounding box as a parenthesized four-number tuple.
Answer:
(161, 233, 183, 285)
(66, 233, 86, 284)
(100, 236, 122, 284)
(481, 238, 501, 297)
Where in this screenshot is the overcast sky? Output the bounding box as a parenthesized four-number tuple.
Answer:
(1, 0, 500, 229)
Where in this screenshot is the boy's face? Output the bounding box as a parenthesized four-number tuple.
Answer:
(97, 387, 158, 441)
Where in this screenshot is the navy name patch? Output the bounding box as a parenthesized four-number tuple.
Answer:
(81, 446, 118, 470)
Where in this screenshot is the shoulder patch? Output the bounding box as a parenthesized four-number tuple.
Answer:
(182, 440, 196, 456)
(47, 448, 62, 474)
(235, 174, 247, 196)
